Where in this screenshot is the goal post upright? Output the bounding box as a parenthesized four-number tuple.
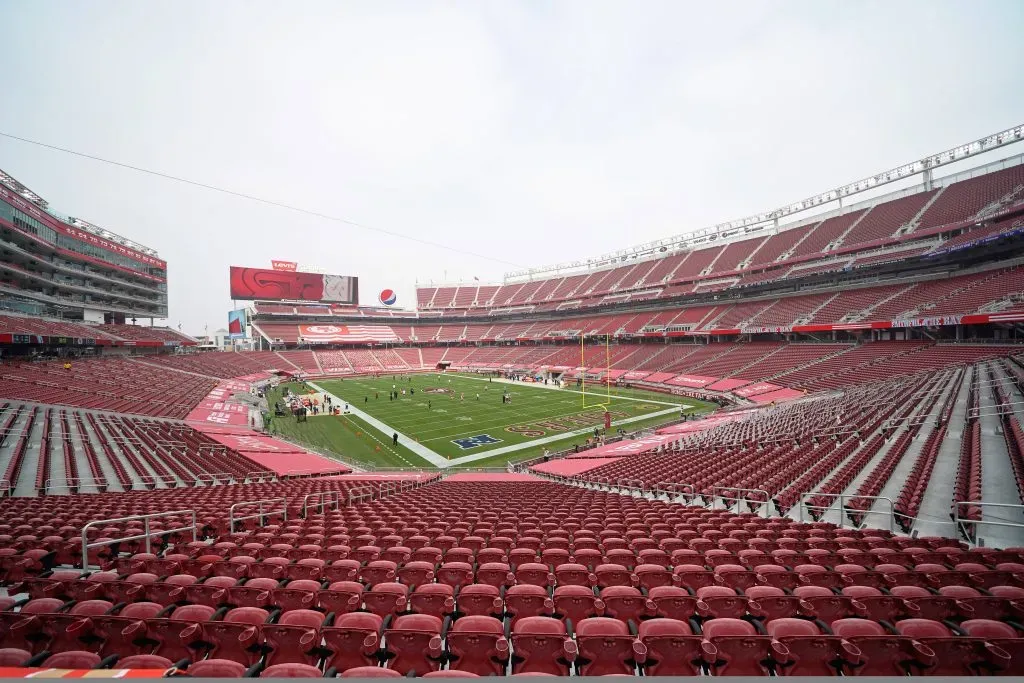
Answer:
(580, 332, 586, 408)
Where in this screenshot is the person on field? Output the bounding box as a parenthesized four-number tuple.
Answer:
(393, 432, 399, 446)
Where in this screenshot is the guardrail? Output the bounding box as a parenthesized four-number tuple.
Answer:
(244, 471, 278, 483)
(302, 491, 342, 517)
(379, 481, 399, 498)
(195, 472, 232, 486)
(954, 501, 1024, 547)
(281, 469, 349, 479)
(799, 492, 895, 533)
(616, 478, 646, 493)
(228, 497, 287, 531)
(712, 487, 771, 518)
(81, 509, 196, 571)
(135, 474, 181, 489)
(654, 481, 697, 503)
(44, 477, 108, 493)
(0, 480, 10, 497)
(347, 486, 375, 505)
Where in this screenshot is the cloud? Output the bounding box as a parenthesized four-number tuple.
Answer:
(0, 0, 1021, 332)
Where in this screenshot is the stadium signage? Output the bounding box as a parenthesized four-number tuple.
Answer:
(272, 260, 298, 271)
(891, 315, 962, 328)
(742, 325, 793, 334)
(452, 434, 503, 450)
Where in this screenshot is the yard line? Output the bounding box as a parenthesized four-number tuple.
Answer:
(308, 381, 682, 469)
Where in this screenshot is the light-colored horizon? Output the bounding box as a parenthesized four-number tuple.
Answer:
(1, 0, 1021, 333)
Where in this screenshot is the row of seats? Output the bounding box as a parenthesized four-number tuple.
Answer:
(2, 595, 1020, 676)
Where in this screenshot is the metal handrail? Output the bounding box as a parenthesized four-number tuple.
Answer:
(712, 486, 772, 518)
(44, 477, 108, 493)
(799, 492, 895, 533)
(135, 474, 181, 489)
(244, 471, 278, 483)
(81, 509, 196, 570)
(302, 491, 342, 517)
(616, 478, 645, 492)
(228, 497, 287, 530)
(954, 501, 1024, 547)
(379, 481, 400, 498)
(347, 486, 375, 505)
(195, 472, 232, 486)
(0, 480, 10, 497)
(654, 481, 697, 503)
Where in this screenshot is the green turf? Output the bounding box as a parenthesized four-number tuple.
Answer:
(269, 373, 716, 467)
(265, 386, 432, 469)
(315, 373, 695, 460)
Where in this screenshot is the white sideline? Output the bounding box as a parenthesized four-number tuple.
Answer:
(307, 381, 681, 469)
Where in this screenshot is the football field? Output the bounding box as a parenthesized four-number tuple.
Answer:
(267, 372, 715, 469)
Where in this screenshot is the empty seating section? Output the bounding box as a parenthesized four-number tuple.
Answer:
(275, 351, 320, 372)
(702, 301, 772, 329)
(746, 293, 835, 327)
(842, 191, 937, 246)
(694, 344, 784, 379)
(712, 236, 767, 273)
(0, 405, 271, 493)
(254, 322, 300, 343)
(868, 272, 992, 320)
(0, 318, 193, 344)
(917, 164, 1024, 230)
(749, 224, 816, 267)
(789, 211, 864, 258)
(671, 246, 722, 282)
(637, 252, 688, 286)
(0, 358, 217, 419)
(808, 285, 908, 323)
(2, 477, 1018, 676)
(850, 245, 932, 269)
(0, 316, 115, 340)
(735, 344, 846, 382)
(929, 267, 1024, 316)
(93, 325, 194, 343)
(316, 351, 353, 372)
(141, 353, 274, 379)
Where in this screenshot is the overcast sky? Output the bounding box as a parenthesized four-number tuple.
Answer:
(0, 0, 1022, 334)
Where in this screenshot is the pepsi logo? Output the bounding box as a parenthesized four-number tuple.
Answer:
(379, 289, 397, 306)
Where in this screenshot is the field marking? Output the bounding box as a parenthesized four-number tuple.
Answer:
(448, 373, 684, 406)
(308, 382, 681, 469)
(338, 415, 422, 468)
(319, 375, 689, 442)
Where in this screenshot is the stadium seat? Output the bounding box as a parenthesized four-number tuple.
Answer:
(635, 618, 713, 675)
(263, 609, 326, 667)
(509, 617, 577, 676)
(446, 615, 510, 675)
(831, 618, 937, 675)
(766, 617, 863, 676)
(382, 614, 444, 675)
(323, 612, 384, 673)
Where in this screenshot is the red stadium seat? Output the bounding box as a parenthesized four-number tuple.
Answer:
(446, 615, 510, 676)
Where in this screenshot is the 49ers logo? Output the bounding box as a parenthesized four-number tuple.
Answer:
(422, 387, 453, 394)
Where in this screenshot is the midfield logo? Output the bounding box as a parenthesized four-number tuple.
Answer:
(452, 434, 503, 450)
